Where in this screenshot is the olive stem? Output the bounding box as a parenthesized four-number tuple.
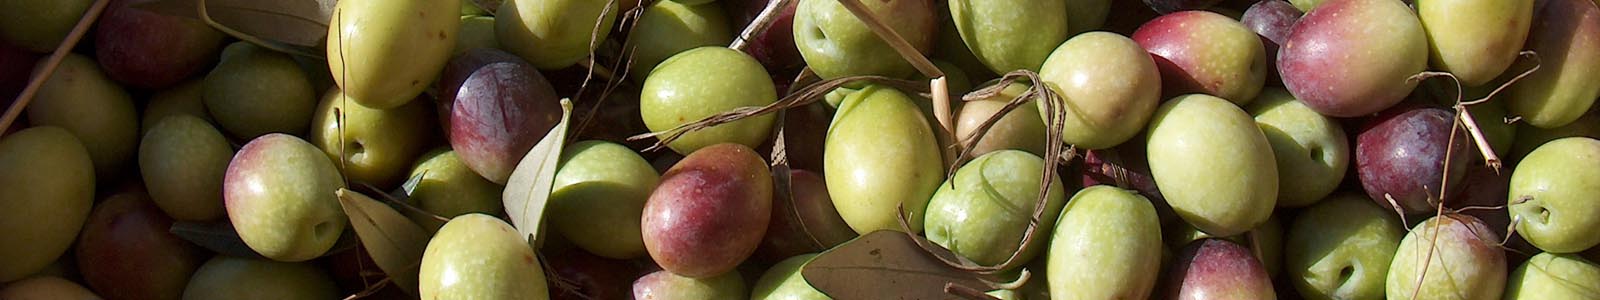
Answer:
(576, 59, 617, 82)
(932, 77, 958, 167)
(944, 283, 1002, 300)
(830, 0, 943, 78)
(730, 0, 796, 52)
(1456, 108, 1501, 171)
(0, 0, 113, 137)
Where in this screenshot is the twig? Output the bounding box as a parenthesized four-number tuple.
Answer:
(932, 77, 957, 167)
(627, 75, 930, 151)
(893, 70, 1078, 276)
(827, 0, 956, 167)
(0, 0, 113, 136)
(575, 60, 616, 82)
(1457, 108, 1501, 170)
(831, 0, 942, 78)
(944, 283, 1003, 300)
(342, 277, 392, 300)
(730, 0, 797, 52)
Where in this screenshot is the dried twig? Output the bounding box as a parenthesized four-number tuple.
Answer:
(894, 69, 1078, 276)
(944, 283, 1003, 300)
(626, 75, 930, 151)
(730, 0, 797, 52)
(1, 0, 113, 136)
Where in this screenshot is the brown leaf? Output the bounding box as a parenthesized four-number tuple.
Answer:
(337, 188, 430, 296)
(468, 0, 501, 15)
(201, 0, 333, 47)
(131, 0, 201, 19)
(169, 221, 267, 260)
(802, 231, 1011, 300)
(503, 99, 574, 246)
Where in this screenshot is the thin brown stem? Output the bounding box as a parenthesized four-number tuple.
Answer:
(341, 277, 392, 300)
(576, 59, 617, 82)
(932, 77, 957, 167)
(627, 75, 929, 151)
(1, 0, 112, 136)
(830, 0, 942, 78)
(944, 283, 1003, 300)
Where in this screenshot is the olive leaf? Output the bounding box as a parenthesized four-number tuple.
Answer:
(503, 98, 575, 246)
(204, 0, 333, 46)
(468, 0, 501, 15)
(802, 231, 1013, 299)
(134, 0, 330, 57)
(131, 0, 201, 19)
(169, 220, 266, 260)
(337, 188, 429, 296)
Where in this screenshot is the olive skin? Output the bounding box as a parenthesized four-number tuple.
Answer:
(824, 84, 945, 234)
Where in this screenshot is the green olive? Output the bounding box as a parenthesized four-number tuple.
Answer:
(948, 0, 1070, 73)
(549, 140, 659, 259)
(925, 150, 1066, 267)
(1046, 185, 1163, 299)
(0, 127, 95, 282)
(1509, 137, 1600, 253)
(497, 0, 618, 69)
(1147, 94, 1278, 237)
(640, 47, 777, 154)
(420, 214, 548, 299)
(327, 0, 460, 109)
(825, 84, 944, 234)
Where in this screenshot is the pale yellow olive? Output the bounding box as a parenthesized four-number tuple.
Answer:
(0, 127, 95, 282)
(26, 54, 138, 179)
(327, 0, 460, 109)
(420, 214, 549, 300)
(1037, 32, 1162, 150)
(1147, 94, 1278, 237)
(497, 0, 618, 69)
(824, 84, 944, 234)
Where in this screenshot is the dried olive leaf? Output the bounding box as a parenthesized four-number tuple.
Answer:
(337, 188, 429, 295)
(469, 0, 501, 15)
(169, 221, 266, 260)
(137, 0, 332, 48)
(503, 98, 575, 246)
(131, 0, 200, 19)
(802, 231, 1008, 299)
(202, 0, 334, 47)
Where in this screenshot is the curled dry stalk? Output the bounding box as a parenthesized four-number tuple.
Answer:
(0, 0, 113, 137)
(572, 0, 652, 139)
(894, 70, 1078, 277)
(626, 75, 931, 150)
(1398, 50, 1542, 300)
(342, 276, 392, 300)
(828, 0, 956, 166)
(634, 0, 1074, 295)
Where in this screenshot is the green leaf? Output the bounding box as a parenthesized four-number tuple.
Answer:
(802, 231, 1011, 299)
(169, 221, 267, 260)
(503, 98, 575, 246)
(337, 188, 430, 296)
